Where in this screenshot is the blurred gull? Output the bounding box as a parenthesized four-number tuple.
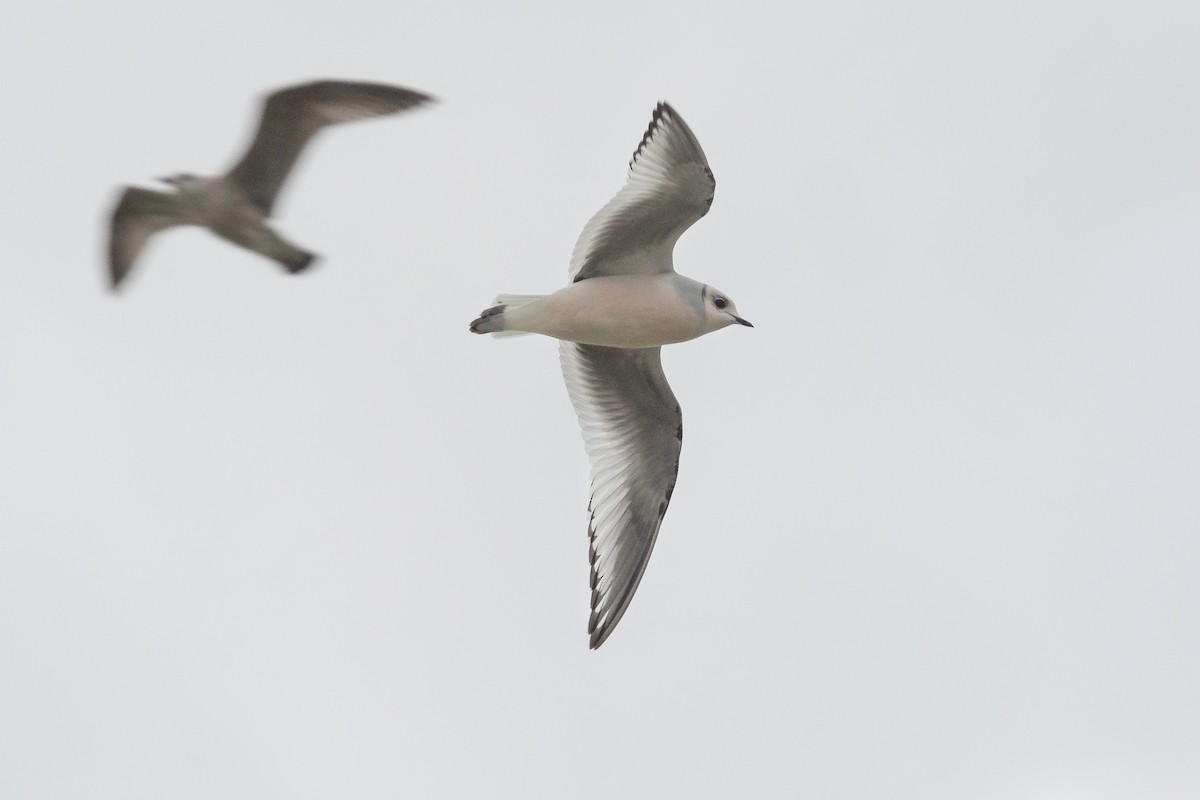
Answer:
(470, 102, 752, 648)
(107, 80, 433, 291)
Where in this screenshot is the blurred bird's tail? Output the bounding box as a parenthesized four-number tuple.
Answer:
(278, 249, 318, 274)
(469, 294, 543, 337)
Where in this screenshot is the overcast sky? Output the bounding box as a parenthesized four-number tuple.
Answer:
(2, 1, 1199, 798)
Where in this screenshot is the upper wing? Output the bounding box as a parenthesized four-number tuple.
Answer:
(108, 187, 185, 290)
(559, 342, 683, 648)
(567, 102, 715, 283)
(225, 80, 432, 214)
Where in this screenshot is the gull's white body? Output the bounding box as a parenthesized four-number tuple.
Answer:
(470, 102, 751, 649)
(500, 273, 713, 348)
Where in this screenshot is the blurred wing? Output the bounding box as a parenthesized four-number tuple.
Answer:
(225, 80, 433, 214)
(568, 102, 715, 282)
(559, 342, 683, 648)
(108, 187, 185, 290)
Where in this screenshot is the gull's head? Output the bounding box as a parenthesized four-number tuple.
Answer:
(157, 172, 201, 189)
(703, 286, 753, 332)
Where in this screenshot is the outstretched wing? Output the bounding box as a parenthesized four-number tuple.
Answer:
(568, 103, 715, 283)
(225, 80, 432, 214)
(559, 342, 683, 648)
(108, 187, 185, 290)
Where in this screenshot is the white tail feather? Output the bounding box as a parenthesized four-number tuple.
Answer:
(488, 294, 543, 337)
(470, 293, 545, 337)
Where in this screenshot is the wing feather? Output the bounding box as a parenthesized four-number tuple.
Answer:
(108, 187, 185, 290)
(568, 103, 715, 283)
(225, 80, 432, 214)
(559, 342, 683, 648)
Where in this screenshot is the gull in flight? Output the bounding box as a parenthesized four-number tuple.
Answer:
(470, 102, 752, 648)
(107, 80, 433, 291)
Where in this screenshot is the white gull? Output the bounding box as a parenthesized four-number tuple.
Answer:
(470, 102, 752, 648)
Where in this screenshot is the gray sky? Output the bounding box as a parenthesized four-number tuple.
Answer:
(2, 1, 1199, 798)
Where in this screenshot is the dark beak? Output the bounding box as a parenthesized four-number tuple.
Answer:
(733, 316, 753, 328)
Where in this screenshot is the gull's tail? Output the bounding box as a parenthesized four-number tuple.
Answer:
(279, 249, 318, 274)
(469, 294, 543, 337)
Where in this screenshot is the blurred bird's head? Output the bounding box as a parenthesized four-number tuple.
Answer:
(157, 173, 201, 189)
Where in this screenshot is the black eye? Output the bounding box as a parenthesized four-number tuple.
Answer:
(713, 297, 727, 310)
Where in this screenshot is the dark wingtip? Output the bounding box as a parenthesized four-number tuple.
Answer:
(588, 626, 605, 650)
(375, 84, 436, 112)
(107, 261, 129, 294)
(283, 252, 319, 274)
(389, 87, 437, 110)
(589, 623, 616, 650)
(629, 101, 675, 169)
